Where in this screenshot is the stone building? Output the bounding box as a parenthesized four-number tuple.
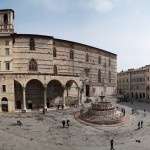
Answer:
(117, 65, 150, 102)
(0, 9, 117, 112)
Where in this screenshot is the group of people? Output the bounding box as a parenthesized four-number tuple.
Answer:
(62, 119, 70, 128)
(131, 108, 139, 115)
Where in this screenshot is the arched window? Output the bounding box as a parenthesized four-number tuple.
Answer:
(54, 65, 57, 75)
(53, 47, 56, 57)
(109, 58, 111, 66)
(29, 59, 37, 71)
(30, 38, 35, 50)
(86, 53, 89, 62)
(98, 56, 101, 64)
(4, 14, 8, 24)
(109, 71, 111, 83)
(98, 69, 101, 83)
(70, 49, 74, 59)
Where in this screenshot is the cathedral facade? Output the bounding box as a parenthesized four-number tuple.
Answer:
(0, 9, 117, 112)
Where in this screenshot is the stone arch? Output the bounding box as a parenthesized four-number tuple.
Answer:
(65, 80, 79, 106)
(26, 79, 44, 109)
(14, 80, 23, 109)
(47, 80, 63, 107)
(1, 97, 8, 112)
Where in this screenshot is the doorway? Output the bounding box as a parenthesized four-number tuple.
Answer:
(16, 101, 21, 109)
(86, 84, 90, 97)
(27, 100, 32, 109)
(1, 97, 8, 112)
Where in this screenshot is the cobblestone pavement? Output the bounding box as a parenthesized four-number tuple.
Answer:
(0, 97, 150, 150)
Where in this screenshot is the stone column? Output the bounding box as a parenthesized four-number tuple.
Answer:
(78, 87, 81, 106)
(23, 85, 27, 112)
(62, 85, 66, 108)
(44, 84, 47, 109)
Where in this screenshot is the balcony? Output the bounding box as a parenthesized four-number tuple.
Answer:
(0, 24, 14, 33)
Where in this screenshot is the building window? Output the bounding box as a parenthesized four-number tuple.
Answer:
(86, 53, 89, 62)
(2, 85, 6, 92)
(54, 65, 57, 75)
(109, 71, 111, 83)
(109, 58, 111, 66)
(98, 56, 101, 64)
(98, 69, 101, 83)
(5, 62, 10, 70)
(70, 49, 74, 59)
(5, 48, 10, 55)
(147, 77, 149, 81)
(4, 14, 8, 24)
(53, 47, 56, 57)
(29, 59, 37, 71)
(85, 70, 90, 77)
(5, 41, 9, 46)
(30, 38, 35, 50)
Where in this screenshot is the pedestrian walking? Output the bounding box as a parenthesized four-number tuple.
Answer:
(62, 119, 65, 128)
(110, 139, 114, 150)
(43, 108, 46, 114)
(141, 120, 143, 128)
(66, 118, 70, 128)
(144, 109, 146, 117)
(138, 121, 140, 129)
(57, 104, 60, 110)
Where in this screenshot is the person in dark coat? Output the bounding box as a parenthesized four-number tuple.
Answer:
(66, 119, 70, 128)
(141, 120, 143, 128)
(138, 121, 140, 129)
(62, 119, 65, 128)
(43, 108, 46, 114)
(110, 139, 114, 150)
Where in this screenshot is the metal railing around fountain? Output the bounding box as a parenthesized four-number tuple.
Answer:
(79, 106, 125, 125)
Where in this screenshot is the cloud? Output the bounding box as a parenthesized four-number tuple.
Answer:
(28, 0, 122, 13)
(87, 0, 114, 13)
(31, 0, 70, 12)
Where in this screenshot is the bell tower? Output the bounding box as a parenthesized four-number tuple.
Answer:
(0, 9, 14, 35)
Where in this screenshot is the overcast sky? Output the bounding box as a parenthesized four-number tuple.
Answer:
(1, 0, 150, 72)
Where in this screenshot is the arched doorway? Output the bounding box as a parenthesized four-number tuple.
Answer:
(47, 80, 63, 106)
(26, 79, 44, 109)
(1, 97, 8, 112)
(14, 80, 23, 109)
(65, 80, 78, 106)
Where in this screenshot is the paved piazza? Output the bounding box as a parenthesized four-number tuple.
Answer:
(0, 97, 150, 150)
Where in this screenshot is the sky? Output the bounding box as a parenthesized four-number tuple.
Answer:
(1, 0, 150, 72)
